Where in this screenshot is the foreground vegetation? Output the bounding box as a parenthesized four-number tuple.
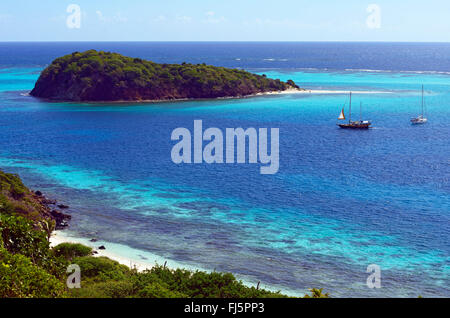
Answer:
(31, 50, 301, 102)
(0, 169, 327, 298)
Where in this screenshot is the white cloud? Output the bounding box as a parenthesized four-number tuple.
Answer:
(154, 15, 167, 22)
(96, 11, 128, 23)
(176, 15, 192, 24)
(243, 18, 331, 30)
(203, 11, 226, 24)
(96, 10, 106, 22)
(0, 14, 13, 23)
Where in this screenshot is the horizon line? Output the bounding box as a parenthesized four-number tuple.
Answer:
(1, 40, 450, 44)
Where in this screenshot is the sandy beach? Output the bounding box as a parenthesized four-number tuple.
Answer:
(49, 230, 301, 296)
(259, 88, 393, 95)
(50, 231, 161, 272)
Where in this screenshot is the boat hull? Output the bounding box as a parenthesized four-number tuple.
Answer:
(338, 123, 371, 129)
(411, 118, 427, 125)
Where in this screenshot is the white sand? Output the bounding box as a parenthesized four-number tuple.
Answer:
(259, 88, 392, 95)
(50, 231, 163, 272)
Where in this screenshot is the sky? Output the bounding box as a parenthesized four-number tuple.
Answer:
(1, 0, 450, 42)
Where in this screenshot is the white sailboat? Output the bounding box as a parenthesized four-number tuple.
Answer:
(411, 85, 428, 125)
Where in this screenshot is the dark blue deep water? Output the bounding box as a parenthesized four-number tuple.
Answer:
(0, 42, 449, 297)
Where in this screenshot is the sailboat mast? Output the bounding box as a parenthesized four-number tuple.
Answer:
(421, 85, 424, 116)
(360, 102, 362, 122)
(349, 92, 352, 123)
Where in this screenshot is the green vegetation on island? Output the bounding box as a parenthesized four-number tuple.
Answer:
(30, 50, 301, 102)
(0, 169, 328, 298)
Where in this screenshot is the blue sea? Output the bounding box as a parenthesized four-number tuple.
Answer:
(0, 42, 449, 297)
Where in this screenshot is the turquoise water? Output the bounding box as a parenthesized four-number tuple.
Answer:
(0, 44, 449, 297)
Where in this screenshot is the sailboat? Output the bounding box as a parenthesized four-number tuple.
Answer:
(411, 85, 428, 125)
(338, 92, 372, 129)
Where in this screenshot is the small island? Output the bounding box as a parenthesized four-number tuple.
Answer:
(30, 50, 301, 102)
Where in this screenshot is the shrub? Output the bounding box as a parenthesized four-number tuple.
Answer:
(0, 171, 27, 199)
(303, 288, 330, 298)
(0, 248, 66, 298)
(69, 280, 136, 298)
(73, 256, 131, 282)
(0, 213, 68, 279)
(0, 169, 52, 222)
(137, 281, 186, 298)
(0, 214, 50, 264)
(133, 266, 285, 298)
(52, 243, 92, 260)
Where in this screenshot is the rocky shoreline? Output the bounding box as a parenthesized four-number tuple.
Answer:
(31, 190, 72, 230)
